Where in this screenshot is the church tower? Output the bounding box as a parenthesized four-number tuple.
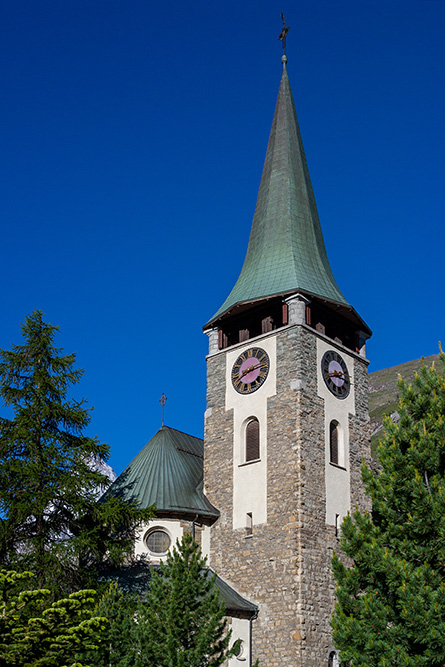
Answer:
(203, 45, 372, 667)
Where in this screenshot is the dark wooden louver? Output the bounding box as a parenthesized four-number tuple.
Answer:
(246, 419, 260, 462)
(261, 316, 273, 334)
(330, 421, 338, 465)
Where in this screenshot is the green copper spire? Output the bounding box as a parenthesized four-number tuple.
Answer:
(207, 57, 349, 325)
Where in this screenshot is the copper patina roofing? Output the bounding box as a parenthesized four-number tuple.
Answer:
(99, 562, 257, 616)
(106, 426, 219, 522)
(206, 58, 356, 327)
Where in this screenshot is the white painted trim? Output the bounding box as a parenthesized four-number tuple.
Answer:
(317, 338, 354, 526)
(225, 337, 277, 530)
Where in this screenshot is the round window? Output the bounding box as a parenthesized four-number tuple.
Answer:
(146, 529, 171, 556)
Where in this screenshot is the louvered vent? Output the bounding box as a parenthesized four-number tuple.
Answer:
(246, 419, 260, 462)
(330, 421, 339, 465)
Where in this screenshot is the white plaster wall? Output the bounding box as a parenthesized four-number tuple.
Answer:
(316, 338, 355, 526)
(228, 617, 252, 666)
(225, 335, 277, 530)
(200, 524, 211, 561)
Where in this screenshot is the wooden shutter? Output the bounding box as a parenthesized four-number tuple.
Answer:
(246, 419, 260, 462)
(282, 303, 288, 325)
(330, 421, 338, 465)
(261, 316, 273, 334)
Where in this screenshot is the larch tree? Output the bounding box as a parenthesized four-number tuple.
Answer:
(0, 310, 151, 594)
(332, 351, 445, 666)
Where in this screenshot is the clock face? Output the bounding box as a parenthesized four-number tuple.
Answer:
(231, 347, 270, 394)
(321, 350, 350, 399)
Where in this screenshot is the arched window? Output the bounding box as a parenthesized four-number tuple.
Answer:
(245, 418, 260, 462)
(330, 420, 339, 465)
(328, 650, 339, 667)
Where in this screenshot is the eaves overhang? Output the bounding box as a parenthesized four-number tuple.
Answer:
(204, 289, 371, 338)
(99, 564, 257, 618)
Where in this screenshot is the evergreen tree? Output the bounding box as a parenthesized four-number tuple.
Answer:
(0, 310, 151, 593)
(135, 533, 240, 667)
(86, 582, 138, 667)
(332, 352, 445, 666)
(0, 569, 108, 667)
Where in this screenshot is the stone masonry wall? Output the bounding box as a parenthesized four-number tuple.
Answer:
(204, 324, 371, 667)
(350, 355, 372, 514)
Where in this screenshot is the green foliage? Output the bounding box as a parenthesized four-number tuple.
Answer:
(0, 310, 151, 593)
(135, 533, 239, 667)
(0, 568, 107, 667)
(85, 582, 138, 667)
(332, 352, 445, 666)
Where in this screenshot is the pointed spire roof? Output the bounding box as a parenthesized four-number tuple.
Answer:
(206, 57, 351, 327)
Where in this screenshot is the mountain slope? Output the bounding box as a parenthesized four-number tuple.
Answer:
(368, 353, 440, 455)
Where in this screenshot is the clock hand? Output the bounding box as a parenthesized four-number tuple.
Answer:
(240, 363, 259, 378)
(328, 371, 350, 380)
(240, 362, 268, 378)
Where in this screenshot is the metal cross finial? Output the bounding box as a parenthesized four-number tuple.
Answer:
(278, 12, 290, 55)
(160, 393, 167, 427)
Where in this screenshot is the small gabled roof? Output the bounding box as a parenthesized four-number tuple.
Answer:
(207, 570, 257, 615)
(106, 426, 219, 522)
(99, 563, 257, 617)
(206, 58, 357, 328)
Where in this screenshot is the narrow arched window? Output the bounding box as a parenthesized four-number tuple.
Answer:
(330, 421, 339, 465)
(245, 419, 260, 462)
(328, 650, 339, 667)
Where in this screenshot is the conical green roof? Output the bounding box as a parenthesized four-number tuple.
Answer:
(106, 426, 219, 521)
(207, 59, 349, 326)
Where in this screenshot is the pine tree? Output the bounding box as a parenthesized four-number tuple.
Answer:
(332, 351, 445, 666)
(135, 533, 240, 667)
(86, 582, 138, 667)
(0, 310, 151, 593)
(0, 569, 108, 667)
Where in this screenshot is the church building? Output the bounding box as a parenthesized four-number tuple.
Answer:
(109, 42, 372, 667)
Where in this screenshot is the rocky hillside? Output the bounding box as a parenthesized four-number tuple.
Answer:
(368, 353, 440, 455)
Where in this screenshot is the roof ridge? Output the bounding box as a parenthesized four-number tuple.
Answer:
(162, 425, 203, 442)
(176, 445, 203, 459)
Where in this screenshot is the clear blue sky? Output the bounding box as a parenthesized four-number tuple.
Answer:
(1, 1, 444, 474)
